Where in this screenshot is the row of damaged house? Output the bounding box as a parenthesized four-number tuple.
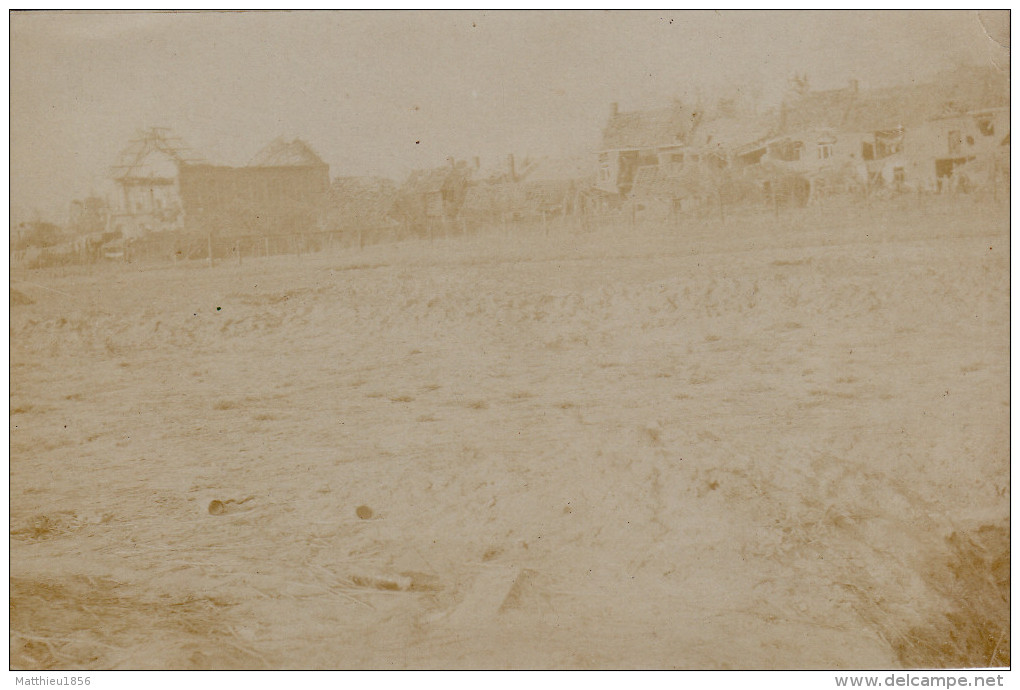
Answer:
(595, 66, 1009, 213)
(88, 64, 1005, 263)
(596, 99, 778, 214)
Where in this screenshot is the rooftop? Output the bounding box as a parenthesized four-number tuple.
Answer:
(248, 137, 328, 168)
(600, 101, 701, 150)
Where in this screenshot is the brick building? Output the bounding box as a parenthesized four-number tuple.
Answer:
(177, 138, 330, 236)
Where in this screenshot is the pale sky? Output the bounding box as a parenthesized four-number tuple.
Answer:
(10, 10, 1008, 222)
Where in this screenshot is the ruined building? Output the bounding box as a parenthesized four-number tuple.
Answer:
(110, 130, 330, 238)
(109, 127, 201, 238)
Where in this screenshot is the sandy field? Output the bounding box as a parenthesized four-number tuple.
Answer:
(10, 198, 1009, 669)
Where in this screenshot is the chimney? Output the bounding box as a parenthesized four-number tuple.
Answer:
(609, 102, 619, 118)
(473, 156, 480, 169)
(849, 78, 859, 94)
(507, 153, 516, 182)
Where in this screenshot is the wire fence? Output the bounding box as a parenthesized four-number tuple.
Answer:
(10, 186, 1009, 275)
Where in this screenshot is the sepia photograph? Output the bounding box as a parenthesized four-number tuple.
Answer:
(8, 10, 1010, 674)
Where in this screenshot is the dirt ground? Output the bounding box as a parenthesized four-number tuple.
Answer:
(10, 198, 1010, 669)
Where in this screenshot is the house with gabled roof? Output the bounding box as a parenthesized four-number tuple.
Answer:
(595, 100, 703, 197)
(393, 160, 473, 233)
(596, 99, 778, 213)
(176, 137, 330, 236)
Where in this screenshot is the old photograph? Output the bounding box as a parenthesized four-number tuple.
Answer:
(9, 10, 1010, 670)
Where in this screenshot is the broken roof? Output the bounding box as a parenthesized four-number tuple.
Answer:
(111, 127, 205, 180)
(690, 114, 777, 157)
(600, 101, 701, 150)
(248, 137, 327, 167)
(780, 66, 1009, 135)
